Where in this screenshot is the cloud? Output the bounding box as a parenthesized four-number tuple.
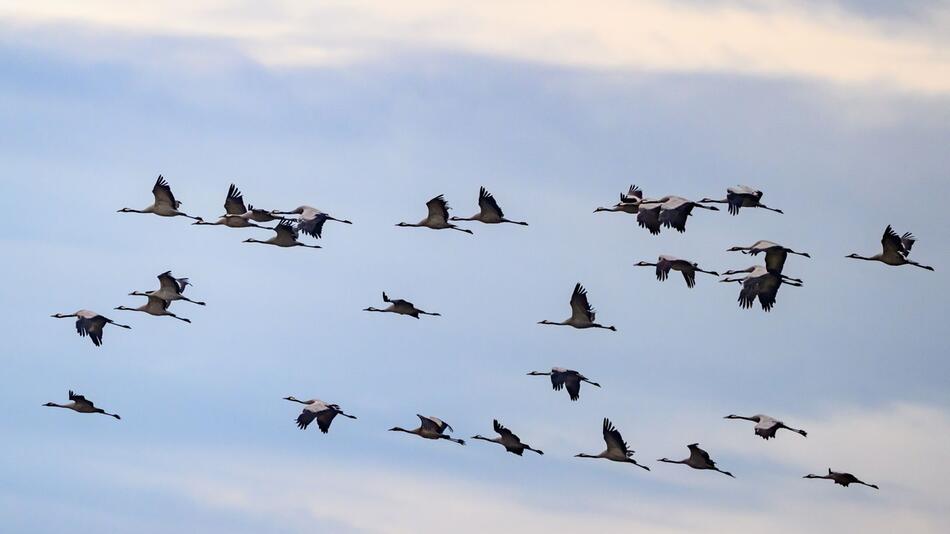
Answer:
(2, 1, 950, 94)
(9, 402, 944, 533)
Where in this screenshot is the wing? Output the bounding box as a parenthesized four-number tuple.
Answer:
(152, 175, 179, 208)
(68, 390, 94, 407)
(569, 283, 595, 322)
(298, 213, 329, 239)
(296, 409, 318, 430)
(602, 418, 630, 455)
(688, 444, 713, 465)
(564, 374, 581, 401)
(659, 206, 689, 232)
(224, 184, 248, 215)
(275, 220, 298, 240)
(623, 184, 643, 200)
(425, 195, 450, 224)
(418, 414, 450, 433)
(761, 246, 788, 273)
(682, 269, 696, 288)
(493, 419, 517, 440)
(881, 225, 913, 257)
(637, 208, 661, 235)
(478, 187, 504, 218)
(656, 257, 672, 281)
(738, 277, 760, 309)
(157, 271, 182, 295)
(550, 371, 565, 392)
(316, 410, 338, 434)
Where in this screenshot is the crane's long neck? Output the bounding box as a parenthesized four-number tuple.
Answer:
(658, 458, 686, 465)
(576, 453, 602, 459)
(700, 198, 727, 204)
(44, 403, 69, 409)
(471, 435, 497, 444)
(730, 415, 758, 422)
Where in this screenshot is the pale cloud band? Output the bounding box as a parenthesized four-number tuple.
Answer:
(2, 0, 949, 94)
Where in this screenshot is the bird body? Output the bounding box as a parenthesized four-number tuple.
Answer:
(284, 396, 356, 433)
(595, 185, 644, 214)
(804, 469, 878, 489)
(115, 295, 191, 322)
(700, 185, 783, 215)
(538, 283, 616, 331)
(130, 271, 205, 306)
(847, 225, 934, 271)
(390, 415, 465, 444)
(727, 240, 810, 274)
(51, 310, 131, 347)
(117, 175, 202, 221)
(451, 187, 528, 225)
(634, 255, 719, 288)
(243, 220, 321, 249)
(527, 367, 600, 401)
(471, 420, 543, 456)
(575, 418, 649, 470)
(658, 443, 734, 477)
(364, 292, 440, 318)
(44, 391, 120, 419)
(397, 195, 473, 233)
(271, 205, 352, 239)
(724, 414, 807, 440)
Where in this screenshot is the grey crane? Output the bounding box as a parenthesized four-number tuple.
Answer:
(389, 415, 465, 445)
(194, 184, 267, 229)
(538, 283, 616, 331)
(471, 420, 543, 456)
(640, 196, 719, 233)
(44, 390, 120, 419)
(727, 240, 810, 273)
(396, 195, 473, 234)
(270, 205, 352, 239)
(243, 220, 321, 249)
(721, 266, 802, 312)
(575, 418, 650, 470)
(700, 185, 783, 215)
(595, 185, 644, 214)
(129, 271, 205, 306)
(724, 414, 807, 440)
(846, 225, 934, 271)
(51, 310, 131, 347)
(363, 292, 440, 319)
(283, 396, 356, 433)
(658, 443, 734, 477)
(450, 187, 528, 225)
(634, 256, 720, 288)
(527, 367, 600, 401)
(804, 469, 878, 490)
(115, 295, 191, 323)
(117, 175, 202, 221)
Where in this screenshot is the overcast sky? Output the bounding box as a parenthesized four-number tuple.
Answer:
(2, 1, 948, 533)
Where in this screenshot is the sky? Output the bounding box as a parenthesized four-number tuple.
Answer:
(1, 1, 949, 532)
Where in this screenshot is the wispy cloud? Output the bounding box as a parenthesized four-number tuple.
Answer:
(7, 402, 947, 533)
(2, 1, 949, 93)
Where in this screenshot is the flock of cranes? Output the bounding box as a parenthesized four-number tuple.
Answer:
(45, 175, 934, 491)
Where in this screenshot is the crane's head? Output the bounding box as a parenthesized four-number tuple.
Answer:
(726, 246, 746, 252)
(42, 402, 57, 407)
(633, 261, 653, 267)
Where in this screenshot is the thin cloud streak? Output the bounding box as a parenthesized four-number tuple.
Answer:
(2, 0, 950, 93)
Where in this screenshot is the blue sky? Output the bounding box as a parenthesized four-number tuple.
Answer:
(2, 1, 949, 532)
